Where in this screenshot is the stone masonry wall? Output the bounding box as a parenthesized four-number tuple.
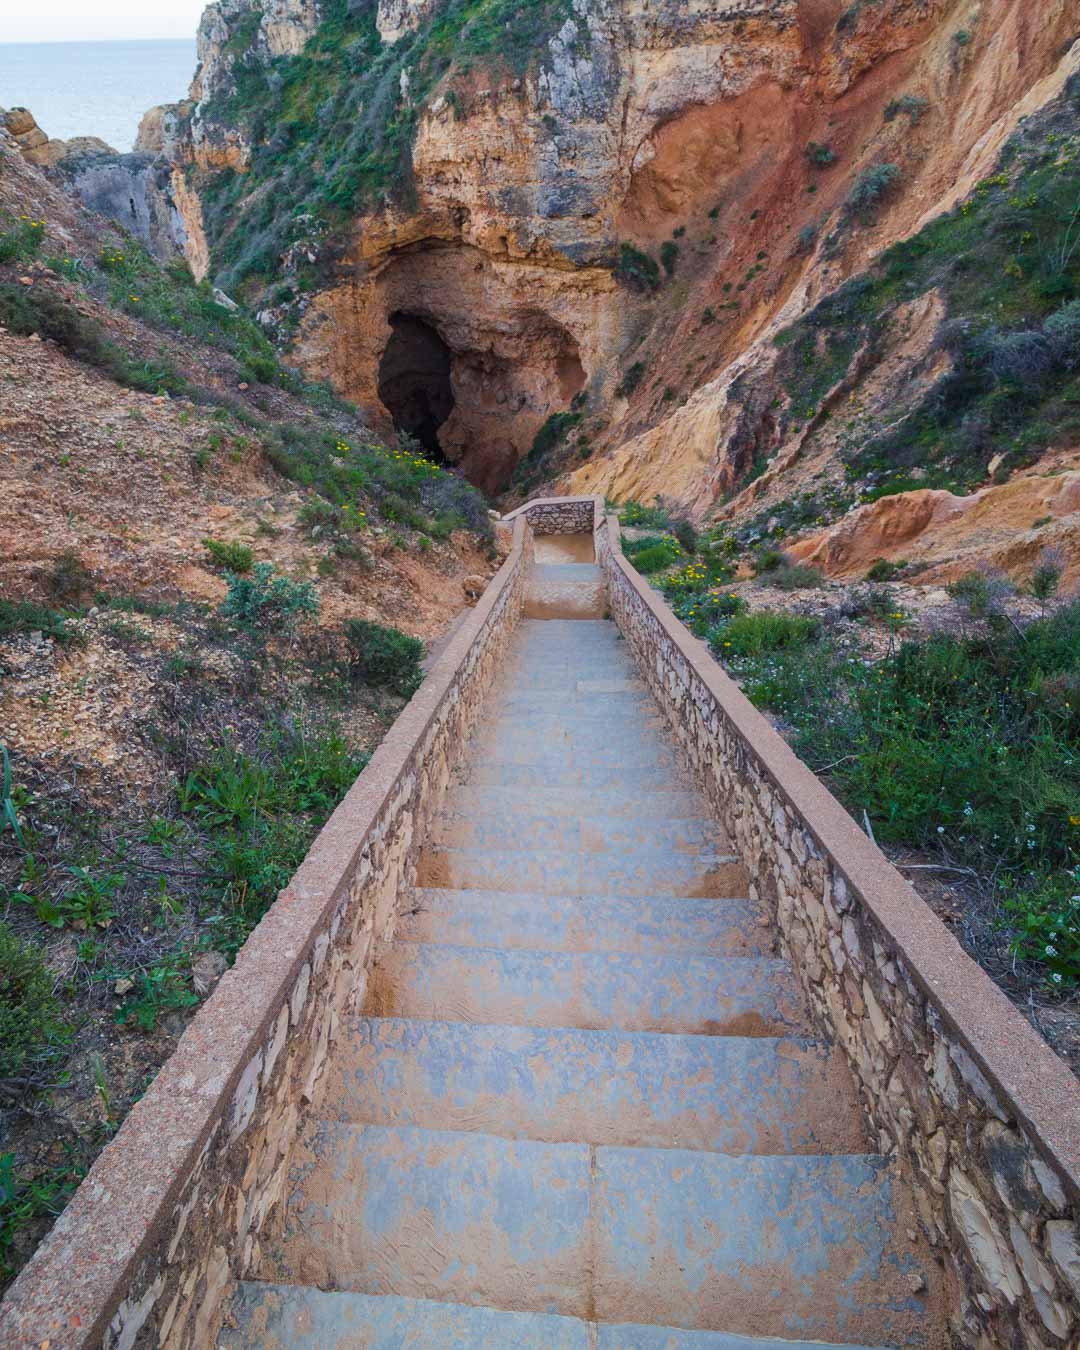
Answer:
(597, 513, 1080, 1350)
(504, 495, 598, 535)
(0, 521, 529, 1350)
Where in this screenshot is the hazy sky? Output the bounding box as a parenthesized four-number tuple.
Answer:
(0, 1, 207, 43)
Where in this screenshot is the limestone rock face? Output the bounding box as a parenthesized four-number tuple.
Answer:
(193, 0, 321, 102)
(58, 151, 209, 278)
(261, 0, 322, 57)
(1, 107, 116, 168)
(377, 0, 440, 44)
(143, 0, 1080, 520)
(135, 103, 188, 157)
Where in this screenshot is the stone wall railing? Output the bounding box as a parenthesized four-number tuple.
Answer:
(596, 510, 1080, 1350)
(0, 518, 530, 1350)
(502, 494, 599, 535)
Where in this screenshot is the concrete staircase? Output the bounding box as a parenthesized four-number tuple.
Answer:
(223, 547, 939, 1348)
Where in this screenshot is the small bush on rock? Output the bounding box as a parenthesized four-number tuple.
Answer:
(884, 95, 929, 125)
(947, 568, 1013, 620)
(221, 564, 318, 631)
(616, 243, 660, 292)
(846, 163, 901, 220)
(344, 619, 425, 697)
(1030, 548, 1064, 603)
(627, 538, 683, 575)
(1044, 300, 1080, 370)
(203, 538, 254, 572)
(713, 611, 819, 657)
(866, 558, 902, 582)
(0, 921, 68, 1081)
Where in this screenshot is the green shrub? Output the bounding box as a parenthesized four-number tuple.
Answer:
(846, 163, 901, 219)
(1045, 300, 1080, 370)
(115, 957, 198, 1031)
(0, 283, 186, 395)
(753, 547, 786, 575)
(842, 585, 903, 622)
(1030, 548, 1064, 602)
(203, 538, 254, 572)
(770, 563, 824, 591)
(714, 611, 819, 657)
(805, 142, 835, 167)
(45, 550, 92, 603)
(2, 746, 25, 851)
(947, 569, 1012, 620)
(795, 224, 818, 254)
(670, 587, 747, 637)
(623, 533, 671, 557)
(615, 243, 660, 292)
(884, 95, 929, 125)
(659, 240, 679, 277)
(619, 499, 670, 529)
(616, 361, 646, 397)
(0, 214, 45, 264)
(1004, 874, 1079, 992)
(220, 563, 319, 631)
(298, 496, 346, 534)
(344, 619, 425, 697)
(177, 728, 366, 956)
(0, 922, 68, 1080)
(865, 558, 902, 582)
(0, 599, 74, 645)
(513, 411, 583, 485)
(718, 599, 1080, 988)
(669, 516, 698, 555)
(1, 1152, 81, 1285)
(629, 539, 683, 575)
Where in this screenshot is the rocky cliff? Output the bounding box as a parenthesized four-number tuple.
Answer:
(97, 0, 1080, 568)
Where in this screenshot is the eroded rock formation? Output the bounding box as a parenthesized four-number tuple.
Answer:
(1, 107, 115, 167)
(131, 0, 1080, 558)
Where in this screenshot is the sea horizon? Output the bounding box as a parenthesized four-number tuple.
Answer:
(0, 37, 196, 153)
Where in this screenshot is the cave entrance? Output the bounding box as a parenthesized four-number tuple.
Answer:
(377, 313, 455, 461)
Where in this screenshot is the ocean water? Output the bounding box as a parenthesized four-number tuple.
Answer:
(0, 39, 196, 153)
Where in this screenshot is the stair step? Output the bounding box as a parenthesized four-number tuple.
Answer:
(600, 1327, 888, 1350)
(400, 888, 764, 956)
(530, 562, 604, 579)
(519, 619, 614, 635)
(472, 719, 671, 757)
(224, 1285, 888, 1349)
(223, 1284, 589, 1348)
(514, 619, 618, 642)
(594, 1146, 928, 1343)
(505, 674, 648, 694)
(325, 1019, 868, 1154)
(365, 943, 805, 1035)
(498, 691, 656, 716)
(430, 810, 730, 854)
(417, 845, 747, 897)
(264, 1123, 928, 1344)
(511, 648, 627, 665)
(467, 744, 682, 774)
(443, 784, 707, 820)
(465, 761, 693, 789)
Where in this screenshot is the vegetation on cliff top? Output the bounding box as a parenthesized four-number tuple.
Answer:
(775, 85, 1080, 500)
(198, 0, 575, 298)
(0, 210, 493, 548)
